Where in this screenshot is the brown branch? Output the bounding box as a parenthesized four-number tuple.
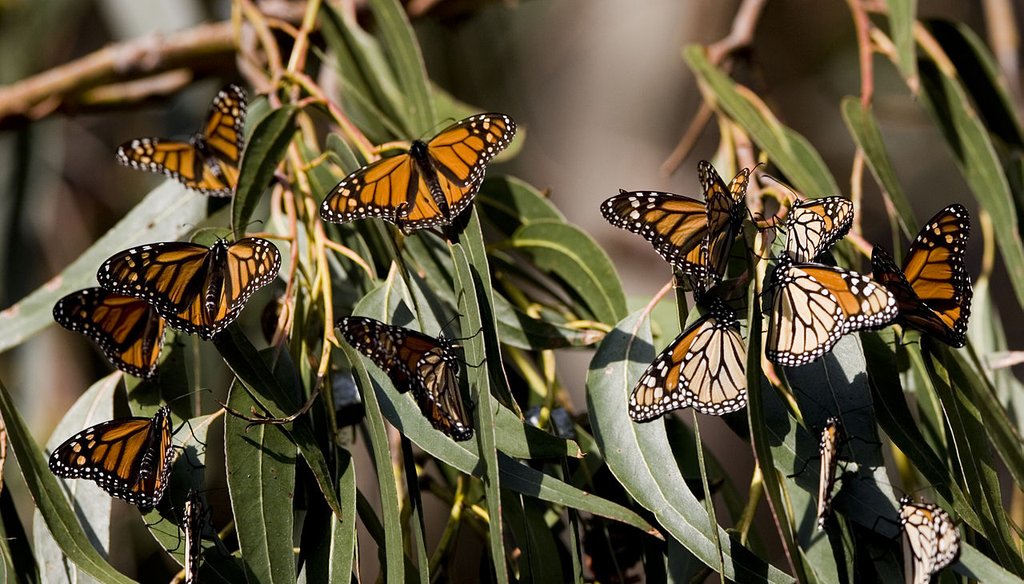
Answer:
(0, 21, 236, 127)
(845, 0, 875, 105)
(982, 0, 1023, 112)
(707, 0, 770, 64)
(663, 0, 769, 175)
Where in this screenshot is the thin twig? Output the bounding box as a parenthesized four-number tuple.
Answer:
(661, 102, 713, 176)
(982, 0, 1023, 111)
(845, 0, 874, 237)
(663, 0, 769, 174)
(0, 22, 236, 127)
(846, 0, 875, 106)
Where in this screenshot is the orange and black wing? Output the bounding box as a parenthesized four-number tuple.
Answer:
(688, 161, 750, 293)
(601, 190, 708, 269)
(322, 114, 515, 233)
(115, 85, 246, 197)
(158, 238, 279, 339)
(423, 113, 516, 222)
(784, 197, 854, 263)
(97, 241, 212, 321)
(205, 237, 282, 330)
(629, 299, 746, 421)
(48, 406, 175, 510)
(198, 84, 247, 167)
(411, 346, 473, 441)
(97, 239, 278, 339)
(339, 316, 473, 440)
(872, 205, 971, 347)
(53, 287, 166, 378)
(766, 260, 896, 367)
(320, 153, 440, 231)
(184, 491, 207, 583)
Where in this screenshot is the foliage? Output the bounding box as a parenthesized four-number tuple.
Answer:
(0, 1, 1021, 582)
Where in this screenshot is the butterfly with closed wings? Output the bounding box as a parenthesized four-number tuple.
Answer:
(184, 490, 207, 584)
(815, 416, 842, 530)
(49, 405, 175, 511)
(97, 238, 281, 340)
(339, 316, 473, 441)
(900, 496, 960, 584)
(765, 198, 897, 367)
(601, 161, 750, 294)
(629, 298, 747, 421)
(321, 114, 516, 234)
(116, 84, 247, 197)
(871, 205, 972, 348)
(53, 287, 166, 378)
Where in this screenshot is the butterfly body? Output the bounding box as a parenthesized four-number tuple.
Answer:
(871, 205, 971, 347)
(601, 162, 749, 293)
(48, 406, 175, 511)
(97, 238, 281, 340)
(339, 316, 473, 441)
(899, 496, 960, 584)
(629, 299, 747, 421)
(53, 287, 166, 378)
(321, 114, 515, 233)
(116, 84, 246, 197)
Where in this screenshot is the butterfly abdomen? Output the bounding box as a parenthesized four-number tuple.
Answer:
(202, 240, 229, 322)
(409, 139, 452, 220)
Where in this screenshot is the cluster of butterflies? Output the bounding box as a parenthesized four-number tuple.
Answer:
(603, 161, 970, 582)
(48, 86, 281, 515)
(45, 82, 964, 582)
(813, 418, 961, 584)
(602, 161, 971, 422)
(48, 83, 516, 522)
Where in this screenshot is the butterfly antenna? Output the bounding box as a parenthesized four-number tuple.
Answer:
(218, 390, 321, 430)
(785, 454, 816, 479)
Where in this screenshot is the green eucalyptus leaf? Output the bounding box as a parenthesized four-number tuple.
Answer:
(0, 182, 205, 354)
(0, 379, 134, 584)
(504, 220, 627, 324)
(232, 105, 297, 238)
(841, 98, 918, 240)
(585, 307, 791, 582)
(225, 381, 297, 584)
(365, 0, 435, 135)
(918, 56, 1024, 308)
(684, 45, 839, 197)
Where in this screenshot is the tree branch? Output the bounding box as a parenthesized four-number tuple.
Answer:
(0, 21, 236, 128)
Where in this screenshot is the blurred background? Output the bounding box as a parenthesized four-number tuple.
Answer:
(0, 0, 1020, 579)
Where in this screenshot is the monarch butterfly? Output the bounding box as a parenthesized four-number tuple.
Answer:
(783, 197, 854, 262)
(816, 417, 842, 530)
(320, 114, 516, 233)
(48, 405, 175, 511)
(871, 205, 972, 348)
(900, 496, 960, 584)
(765, 257, 898, 367)
(97, 238, 281, 340)
(53, 287, 166, 378)
(601, 161, 749, 292)
(339, 316, 473, 441)
(184, 490, 206, 584)
(116, 84, 247, 197)
(629, 299, 747, 421)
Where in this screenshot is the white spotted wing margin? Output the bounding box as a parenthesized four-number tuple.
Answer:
(585, 308, 793, 582)
(629, 299, 747, 422)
